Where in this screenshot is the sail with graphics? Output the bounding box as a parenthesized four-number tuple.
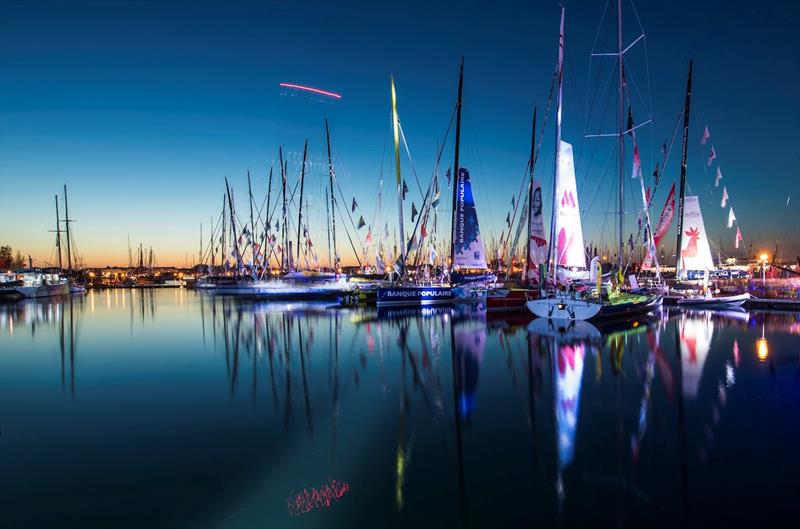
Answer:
(554, 141, 586, 272)
(678, 195, 714, 276)
(452, 168, 488, 270)
(528, 178, 548, 280)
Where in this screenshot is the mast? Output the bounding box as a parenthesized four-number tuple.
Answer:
(675, 60, 693, 279)
(325, 186, 333, 270)
(225, 177, 240, 275)
(325, 119, 339, 272)
(449, 57, 464, 270)
(199, 222, 203, 268)
(391, 76, 406, 278)
(221, 195, 227, 272)
(279, 147, 288, 272)
(247, 170, 256, 273)
(616, 0, 625, 269)
(63, 185, 73, 271)
(525, 107, 537, 282)
(54, 195, 63, 269)
(547, 8, 565, 285)
(296, 140, 308, 266)
(266, 165, 273, 231)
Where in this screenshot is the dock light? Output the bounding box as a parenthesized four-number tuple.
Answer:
(756, 338, 769, 362)
(760, 253, 768, 263)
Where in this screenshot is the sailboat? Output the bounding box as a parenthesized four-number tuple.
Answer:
(375, 73, 455, 307)
(525, 7, 661, 322)
(669, 62, 748, 309)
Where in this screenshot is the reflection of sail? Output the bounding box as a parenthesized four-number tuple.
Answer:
(453, 321, 487, 422)
(555, 342, 585, 470)
(679, 312, 714, 399)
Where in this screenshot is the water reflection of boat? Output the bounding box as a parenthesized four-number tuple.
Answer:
(677, 310, 714, 399)
(676, 292, 750, 309)
(453, 320, 487, 423)
(528, 317, 601, 342)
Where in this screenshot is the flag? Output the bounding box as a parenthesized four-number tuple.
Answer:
(421, 222, 427, 238)
(643, 182, 675, 268)
(431, 191, 441, 209)
(428, 245, 437, 265)
(411, 202, 418, 222)
(700, 125, 710, 145)
(351, 198, 358, 212)
(631, 143, 642, 179)
(735, 226, 743, 249)
(715, 166, 723, 187)
(406, 235, 418, 253)
(511, 195, 515, 208)
(357, 215, 366, 229)
(720, 186, 729, 208)
(275, 220, 280, 231)
(727, 207, 736, 228)
(365, 230, 372, 244)
(707, 146, 717, 166)
(627, 105, 634, 136)
(661, 141, 667, 156)
(628, 233, 634, 249)
(445, 168, 451, 186)
(402, 180, 409, 200)
(505, 212, 511, 227)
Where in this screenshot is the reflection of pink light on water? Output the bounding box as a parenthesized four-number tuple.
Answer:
(287, 479, 350, 516)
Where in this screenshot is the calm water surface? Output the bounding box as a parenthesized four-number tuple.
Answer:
(1, 289, 798, 528)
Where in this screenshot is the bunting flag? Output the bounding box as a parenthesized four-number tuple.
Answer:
(646, 186, 652, 205)
(661, 141, 667, 156)
(505, 212, 511, 227)
(307, 239, 313, 247)
(715, 166, 723, 187)
(357, 215, 366, 229)
(445, 168, 451, 186)
(420, 222, 427, 238)
(351, 198, 358, 212)
(735, 226, 743, 249)
(707, 146, 717, 166)
(720, 186, 729, 208)
(431, 191, 441, 209)
(701, 125, 711, 145)
(275, 220, 280, 231)
(627, 106, 634, 136)
(727, 207, 736, 228)
(428, 245, 437, 265)
(628, 233, 634, 250)
(410, 202, 418, 222)
(365, 230, 372, 244)
(511, 195, 515, 208)
(402, 180, 409, 200)
(631, 143, 642, 179)
(406, 235, 418, 253)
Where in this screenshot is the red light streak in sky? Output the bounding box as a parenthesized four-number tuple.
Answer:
(279, 83, 342, 99)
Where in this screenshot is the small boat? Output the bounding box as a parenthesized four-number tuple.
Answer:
(677, 292, 750, 309)
(0, 270, 70, 299)
(527, 290, 662, 321)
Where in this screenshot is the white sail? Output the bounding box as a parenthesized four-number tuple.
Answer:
(554, 141, 586, 270)
(679, 195, 714, 275)
(528, 178, 548, 281)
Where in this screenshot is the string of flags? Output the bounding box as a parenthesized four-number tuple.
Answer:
(702, 124, 743, 249)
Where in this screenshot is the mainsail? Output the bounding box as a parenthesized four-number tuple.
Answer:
(528, 178, 548, 280)
(678, 195, 714, 274)
(452, 168, 487, 269)
(554, 141, 586, 269)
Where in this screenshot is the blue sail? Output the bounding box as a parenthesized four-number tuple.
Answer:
(452, 168, 487, 270)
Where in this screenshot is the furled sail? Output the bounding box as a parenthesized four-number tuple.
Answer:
(554, 141, 586, 269)
(452, 167, 487, 269)
(678, 195, 714, 275)
(528, 178, 548, 280)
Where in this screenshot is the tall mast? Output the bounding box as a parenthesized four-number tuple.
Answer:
(127, 233, 132, 269)
(63, 185, 73, 271)
(525, 107, 537, 282)
(199, 222, 203, 267)
(391, 76, 406, 277)
(247, 170, 256, 272)
(225, 177, 239, 275)
(449, 57, 464, 269)
(279, 147, 288, 272)
(221, 195, 227, 272)
(325, 119, 339, 271)
(296, 140, 308, 266)
(54, 195, 63, 269)
(675, 60, 693, 279)
(325, 185, 333, 270)
(547, 8, 565, 285)
(266, 165, 273, 232)
(616, 0, 625, 268)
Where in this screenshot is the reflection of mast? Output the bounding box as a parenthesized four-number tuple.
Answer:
(396, 325, 408, 511)
(59, 302, 65, 392)
(283, 314, 293, 431)
(69, 297, 75, 398)
(331, 315, 340, 465)
(674, 312, 690, 522)
(299, 318, 313, 437)
(449, 321, 467, 524)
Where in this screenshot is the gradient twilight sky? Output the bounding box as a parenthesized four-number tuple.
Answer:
(1, 0, 798, 267)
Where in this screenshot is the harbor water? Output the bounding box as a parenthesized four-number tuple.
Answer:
(1, 289, 798, 527)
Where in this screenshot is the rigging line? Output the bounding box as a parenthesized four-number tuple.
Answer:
(397, 121, 425, 198)
(585, 0, 613, 132)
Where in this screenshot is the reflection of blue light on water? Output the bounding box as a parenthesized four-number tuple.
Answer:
(459, 393, 476, 420)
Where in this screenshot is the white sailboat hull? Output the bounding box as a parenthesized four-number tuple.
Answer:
(677, 292, 750, 309)
(526, 296, 602, 321)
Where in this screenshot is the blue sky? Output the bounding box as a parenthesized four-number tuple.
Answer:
(1, 0, 798, 266)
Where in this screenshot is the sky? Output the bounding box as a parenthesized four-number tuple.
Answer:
(1, 0, 798, 268)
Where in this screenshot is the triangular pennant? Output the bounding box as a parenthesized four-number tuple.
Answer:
(715, 166, 723, 187)
(727, 207, 736, 228)
(351, 197, 358, 212)
(700, 125, 711, 146)
(707, 146, 717, 167)
(357, 216, 366, 229)
(411, 202, 418, 222)
(720, 186, 729, 208)
(402, 180, 409, 200)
